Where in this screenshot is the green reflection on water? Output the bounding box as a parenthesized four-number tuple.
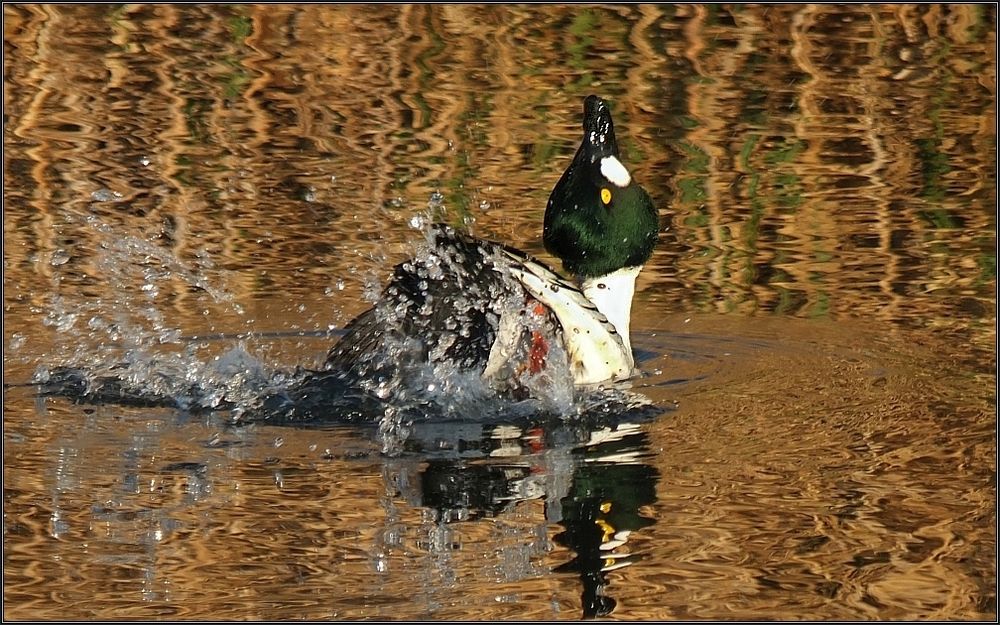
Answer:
(228, 14, 253, 44)
(568, 10, 596, 89)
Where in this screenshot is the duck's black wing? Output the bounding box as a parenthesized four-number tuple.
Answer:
(324, 224, 540, 378)
(245, 224, 570, 423)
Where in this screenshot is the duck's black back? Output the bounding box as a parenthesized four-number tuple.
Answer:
(324, 224, 537, 378)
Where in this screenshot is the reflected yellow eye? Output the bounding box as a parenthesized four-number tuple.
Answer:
(595, 518, 616, 542)
(601, 188, 612, 204)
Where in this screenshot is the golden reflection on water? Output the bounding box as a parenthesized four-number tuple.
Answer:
(3, 3, 996, 621)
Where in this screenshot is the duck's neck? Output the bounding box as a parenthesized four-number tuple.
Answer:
(581, 265, 642, 357)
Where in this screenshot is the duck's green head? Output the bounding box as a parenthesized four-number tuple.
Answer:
(543, 95, 658, 279)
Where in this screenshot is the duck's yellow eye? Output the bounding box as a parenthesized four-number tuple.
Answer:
(601, 188, 612, 204)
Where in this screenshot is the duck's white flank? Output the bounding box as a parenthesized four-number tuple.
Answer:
(581, 265, 641, 359)
(506, 255, 633, 385)
(600, 155, 631, 187)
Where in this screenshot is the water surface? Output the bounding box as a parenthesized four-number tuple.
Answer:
(3, 4, 996, 620)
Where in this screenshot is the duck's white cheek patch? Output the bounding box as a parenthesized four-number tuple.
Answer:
(600, 156, 631, 187)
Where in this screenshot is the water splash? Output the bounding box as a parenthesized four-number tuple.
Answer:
(32, 214, 259, 410)
(32, 212, 659, 455)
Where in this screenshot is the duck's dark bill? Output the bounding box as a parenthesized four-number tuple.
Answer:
(582, 94, 620, 158)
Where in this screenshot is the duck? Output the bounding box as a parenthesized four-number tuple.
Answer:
(321, 95, 659, 399)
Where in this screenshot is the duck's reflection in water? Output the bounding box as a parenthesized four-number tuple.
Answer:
(552, 442, 658, 618)
(387, 414, 660, 619)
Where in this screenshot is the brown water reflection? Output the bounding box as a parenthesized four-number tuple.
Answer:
(3, 3, 996, 621)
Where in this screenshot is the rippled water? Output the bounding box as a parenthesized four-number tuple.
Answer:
(3, 4, 996, 620)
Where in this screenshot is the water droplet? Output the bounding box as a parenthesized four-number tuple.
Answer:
(427, 191, 445, 211)
(32, 365, 50, 383)
(44, 310, 78, 333)
(336, 280, 345, 291)
(91, 188, 123, 203)
(9, 333, 25, 351)
(157, 328, 181, 344)
(138, 155, 152, 167)
(409, 214, 425, 230)
(479, 200, 491, 211)
(273, 437, 284, 448)
(50, 249, 70, 266)
(303, 187, 317, 203)
(375, 383, 393, 400)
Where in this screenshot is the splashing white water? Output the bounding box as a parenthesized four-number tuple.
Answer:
(34, 210, 652, 455)
(33, 214, 265, 411)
